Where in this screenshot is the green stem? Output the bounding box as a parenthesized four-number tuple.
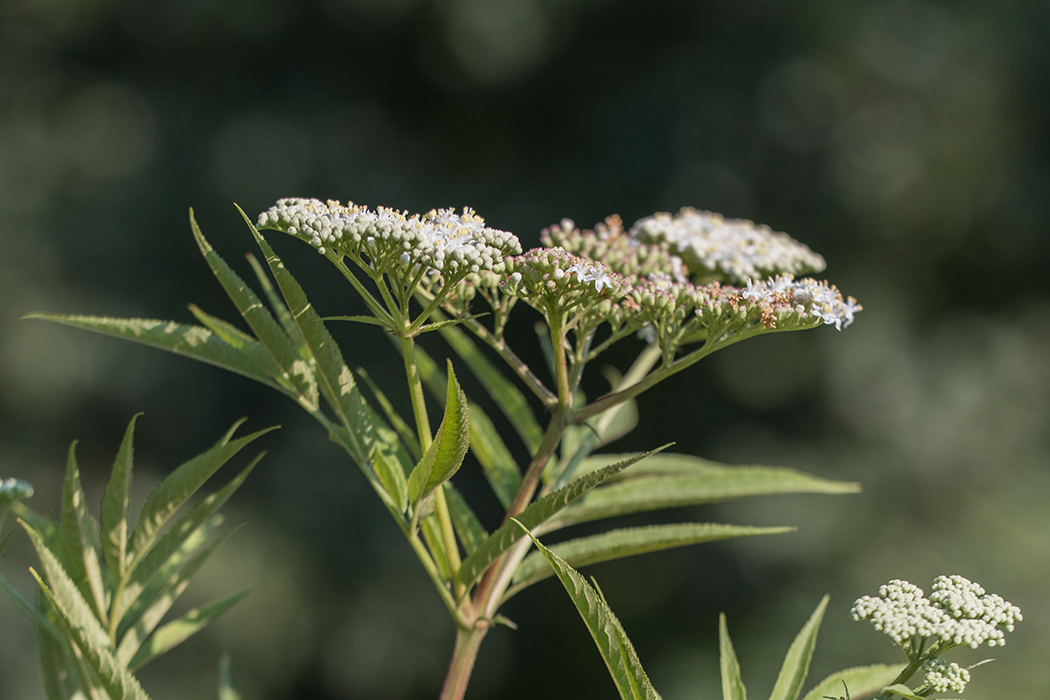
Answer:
(547, 309, 572, 410)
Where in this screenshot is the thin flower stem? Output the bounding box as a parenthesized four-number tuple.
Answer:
(407, 531, 467, 626)
(548, 309, 572, 410)
(331, 258, 395, 325)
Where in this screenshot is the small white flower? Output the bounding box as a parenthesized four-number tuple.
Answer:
(0, 478, 34, 501)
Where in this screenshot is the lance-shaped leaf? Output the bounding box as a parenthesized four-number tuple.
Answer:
(242, 208, 373, 461)
(117, 522, 236, 665)
(799, 665, 905, 700)
(128, 589, 250, 671)
(407, 362, 470, 505)
(102, 415, 139, 584)
(114, 457, 260, 625)
(438, 322, 543, 453)
(414, 345, 522, 509)
(515, 521, 662, 700)
(21, 521, 152, 700)
(456, 448, 666, 589)
(58, 442, 108, 623)
(507, 523, 794, 597)
(545, 456, 860, 530)
(768, 596, 828, 700)
(24, 315, 286, 394)
(190, 210, 313, 404)
(719, 613, 747, 700)
(125, 422, 275, 570)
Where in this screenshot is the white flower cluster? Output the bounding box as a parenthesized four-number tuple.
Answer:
(0, 477, 34, 501)
(851, 576, 1022, 650)
(257, 198, 521, 276)
(740, 275, 861, 330)
(629, 208, 826, 284)
(922, 659, 970, 694)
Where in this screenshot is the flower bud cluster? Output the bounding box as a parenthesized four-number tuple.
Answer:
(541, 215, 689, 284)
(257, 198, 521, 277)
(0, 477, 33, 502)
(741, 275, 861, 331)
(851, 576, 1022, 651)
(504, 248, 626, 310)
(922, 659, 970, 694)
(629, 207, 826, 285)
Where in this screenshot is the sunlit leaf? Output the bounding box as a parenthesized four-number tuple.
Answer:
(24, 314, 285, 393)
(128, 589, 250, 671)
(117, 523, 236, 665)
(768, 596, 828, 700)
(126, 422, 274, 569)
(456, 447, 666, 589)
(21, 521, 152, 700)
(408, 362, 470, 504)
(799, 665, 905, 700)
(115, 457, 260, 625)
(719, 613, 747, 700)
(102, 415, 139, 584)
(515, 521, 661, 700)
(58, 442, 107, 622)
(545, 455, 859, 530)
(508, 523, 793, 596)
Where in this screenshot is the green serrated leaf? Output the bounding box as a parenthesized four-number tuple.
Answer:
(515, 521, 661, 700)
(719, 613, 748, 700)
(508, 523, 793, 597)
(456, 447, 667, 589)
(768, 596, 829, 700)
(58, 442, 108, 623)
(241, 208, 373, 460)
(126, 422, 275, 571)
(545, 456, 860, 530)
(438, 322, 543, 453)
(24, 314, 287, 394)
(413, 343, 522, 509)
(407, 361, 470, 505)
(21, 521, 152, 700)
(115, 456, 260, 626)
(117, 523, 237, 665)
(102, 415, 139, 585)
(128, 589, 250, 671)
(190, 210, 310, 402)
(799, 665, 905, 700)
(443, 483, 487, 556)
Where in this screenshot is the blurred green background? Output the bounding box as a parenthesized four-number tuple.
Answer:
(2, 1, 1048, 698)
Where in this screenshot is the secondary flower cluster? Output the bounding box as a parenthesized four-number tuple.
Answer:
(922, 659, 970, 694)
(630, 207, 827, 284)
(257, 198, 522, 278)
(0, 477, 33, 502)
(741, 275, 862, 330)
(851, 576, 1022, 651)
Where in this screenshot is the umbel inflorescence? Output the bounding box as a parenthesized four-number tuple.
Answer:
(257, 198, 862, 354)
(851, 575, 1022, 653)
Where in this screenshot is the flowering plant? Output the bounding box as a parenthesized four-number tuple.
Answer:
(0, 197, 1019, 699)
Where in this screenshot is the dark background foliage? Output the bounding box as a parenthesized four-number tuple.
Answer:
(2, 1, 1048, 698)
